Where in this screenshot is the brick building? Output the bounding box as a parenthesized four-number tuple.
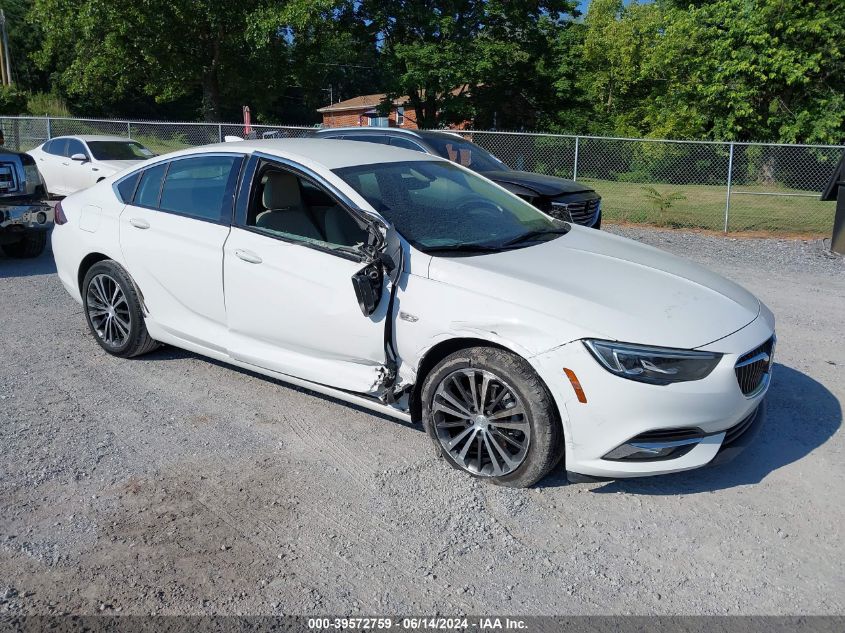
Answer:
(317, 93, 419, 129)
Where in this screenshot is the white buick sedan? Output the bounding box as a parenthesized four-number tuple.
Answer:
(28, 135, 154, 197)
(51, 140, 775, 487)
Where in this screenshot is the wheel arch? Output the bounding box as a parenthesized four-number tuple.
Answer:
(77, 252, 111, 293)
(408, 337, 564, 430)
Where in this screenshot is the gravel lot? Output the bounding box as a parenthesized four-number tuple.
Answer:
(1, 226, 843, 616)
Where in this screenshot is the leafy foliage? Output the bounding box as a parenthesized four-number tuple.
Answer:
(641, 186, 687, 214)
(0, 86, 27, 114)
(0, 0, 840, 142)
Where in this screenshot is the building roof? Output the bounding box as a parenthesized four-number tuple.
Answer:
(317, 86, 472, 114)
(317, 93, 408, 114)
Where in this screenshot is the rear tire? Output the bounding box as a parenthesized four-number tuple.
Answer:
(421, 346, 563, 488)
(82, 260, 159, 358)
(1, 232, 47, 258)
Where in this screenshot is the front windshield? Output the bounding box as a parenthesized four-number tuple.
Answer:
(87, 141, 155, 161)
(424, 136, 507, 173)
(333, 160, 564, 252)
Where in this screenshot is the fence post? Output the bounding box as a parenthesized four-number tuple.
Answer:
(573, 136, 580, 181)
(724, 142, 734, 233)
(218, 124, 223, 143)
(126, 121, 132, 139)
(45, 116, 52, 140)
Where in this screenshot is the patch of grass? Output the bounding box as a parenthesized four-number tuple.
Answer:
(26, 93, 72, 117)
(583, 179, 835, 234)
(129, 133, 193, 155)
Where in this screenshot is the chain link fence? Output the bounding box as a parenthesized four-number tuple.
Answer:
(460, 131, 843, 234)
(2, 116, 841, 235)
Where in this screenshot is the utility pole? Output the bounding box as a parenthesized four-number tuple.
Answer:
(0, 9, 11, 86)
(0, 10, 7, 86)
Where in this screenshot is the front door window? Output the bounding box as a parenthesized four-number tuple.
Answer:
(246, 165, 370, 253)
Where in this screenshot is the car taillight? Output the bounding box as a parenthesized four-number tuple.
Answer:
(54, 201, 67, 225)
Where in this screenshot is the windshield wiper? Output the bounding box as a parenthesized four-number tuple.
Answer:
(502, 226, 570, 247)
(423, 243, 508, 255)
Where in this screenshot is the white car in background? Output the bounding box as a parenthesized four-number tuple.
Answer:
(28, 135, 155, 197)
(50, 139, 775, 487)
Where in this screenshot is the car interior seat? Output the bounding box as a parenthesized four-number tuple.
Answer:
(255, 171, 323, 241)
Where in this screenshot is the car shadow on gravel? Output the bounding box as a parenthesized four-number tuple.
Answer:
(135, 346, 422, 430)
(0, 250, 56, 278)
(584, 363, 841, 495)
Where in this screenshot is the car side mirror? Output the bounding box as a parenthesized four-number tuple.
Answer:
(71, 153, 88, 162)
(351, 262, 383, 317)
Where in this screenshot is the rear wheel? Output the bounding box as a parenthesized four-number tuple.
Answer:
(82, 260, 159, 358)
(421, 346, 563, 488)
(1, 232, 47, 258)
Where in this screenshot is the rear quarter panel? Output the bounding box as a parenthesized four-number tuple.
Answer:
(51, 180, 127, 303)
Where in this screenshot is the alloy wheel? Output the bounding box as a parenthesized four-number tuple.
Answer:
(431, 368, 530, 477)
(86, 273, 132, 348)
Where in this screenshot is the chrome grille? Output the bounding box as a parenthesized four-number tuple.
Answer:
(550, 197, 601, 226)
(0, 162, 17, 192)
(734, 337, 775, 396)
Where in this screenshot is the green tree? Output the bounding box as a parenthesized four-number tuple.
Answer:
(580, 0, 666, 135)
(648, 0, 845, 143)
(359, 0, 578, 128)
(250, 1, 382, 123)
(578, 0, 845, 143)
(33, 0, 303, 121)
(4, 0, 49, 92)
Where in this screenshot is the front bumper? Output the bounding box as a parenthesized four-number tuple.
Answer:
(530, 315, 774, 479)
(0, 202, 53, 231)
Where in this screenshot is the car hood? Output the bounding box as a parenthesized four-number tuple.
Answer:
(96, 159, 147, 173)
(481, 170, 595, 197)
(426, 227, 760, 350)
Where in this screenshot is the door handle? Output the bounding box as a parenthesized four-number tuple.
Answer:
(234, 249, 262, 264)
(129, 218, 150, 229)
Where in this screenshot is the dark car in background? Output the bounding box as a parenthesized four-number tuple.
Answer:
(315, 127, 602, 228)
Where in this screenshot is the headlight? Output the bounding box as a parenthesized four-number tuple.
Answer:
(584, 339, 722, 385)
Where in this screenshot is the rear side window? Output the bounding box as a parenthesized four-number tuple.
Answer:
(45, 139, 67, 156)
(116, 172, 141, 203)
(134, 163, 168, 208)
(158, 155, 241, 222)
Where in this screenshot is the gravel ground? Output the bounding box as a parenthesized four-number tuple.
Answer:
(1, 227, 843, 616)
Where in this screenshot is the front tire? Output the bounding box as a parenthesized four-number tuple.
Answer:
(421, 346, 563, 488)
(82, 261, 159, 358)
(1, 232, 47, 258)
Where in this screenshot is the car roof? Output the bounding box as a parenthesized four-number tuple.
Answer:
(154, 138, 443, 170)
(315, 127, 465, 142)
(48, 135, 134, 143)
